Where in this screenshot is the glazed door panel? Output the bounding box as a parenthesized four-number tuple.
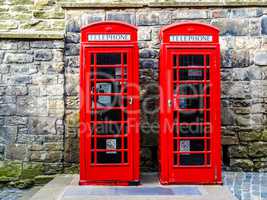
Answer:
(84, 48, 134, 182)
(167, 48, 220, 183)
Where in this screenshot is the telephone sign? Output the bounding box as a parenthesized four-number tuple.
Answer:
(159, 22, 222, 184)
(80, 21, 140, 185)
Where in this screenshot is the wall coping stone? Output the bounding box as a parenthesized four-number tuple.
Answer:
(0, 31, 64, 40)
(61, 1, 267, 9)
(61, 2, 145, 9)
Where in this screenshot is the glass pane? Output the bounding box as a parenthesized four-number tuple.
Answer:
(90, 67, 127, 79)
(91, 110, 127, 121)
(92, 95, 127, 108)
(180, 140, 204, 151)
(90, 123, 127, 135)
(90, 137, 127, 149)
(179, 111, 210, 123)
(179, 55, 204, 66)
(96, 53, 121, 65)
(177, 84, 209, 95)
(91, 82, 127, 94)
(179, 97, 209, 109)
(96, 152, 122, 163)
(180, 154, 205, 165)
(179, 69, 210, 80)
(179, 125, 206, 137)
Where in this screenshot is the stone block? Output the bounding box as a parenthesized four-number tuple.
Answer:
(30, 41, 63, 49)
(106, 12, 136, 25)
(137, 10, 159, 25)
(247, 65, 264, 80)
(222, 135, 239, 145)
(140, 49, 158, 59)
(230, 8, 263, 18)
(30, 151, 62, 162)
(17, 96, 49, 116)
(138, 27, 152, 41)
(229, 145, 248, 158)
(230, 159, 254, 171)
(172, 9, 209, 19)
(0, 104, 16, 116)
(140, 59, 158, 69)
(211, 18, 249, 36)
(80, 12, 105, 26)
(34, 175, 55, 185)
(5, 144, 28, 161)
(254, 51, 267, 66)
(9, 0, 32, 5)
(28, 117, 57, 135)
(0, 20, 18, 31)
(221, 102, 235, 126)
(34, 50, 53, 61)
(65, 73, 79, 96)
(64, 137, 79, 163)
(0, 41, 18, 50)
(249, 18, 261, 36)
(65, 43, 80, 56)
(10, 179, 34, 189)
(66, 19, 80, 33)
(65, 33, 80, 44)
(65, 110, 79, 128)
(262, 15, 267, 35)
(19, 20, 50, 31)
(235, 36, 262, 49)
(6, 85, 28, 96)
(221, 81, 250, 99)
(248, 142, 267, 157)
(211, 9, 229, 18)
(65, 56, 79, 68)
(47, 84, 64, 96)
(4, 53, 33, 64)
(66, 96, 79, 109)
(33, 7, 64, 19)
(0, 64, 10, 74)
(239, 131, 262, 142)
(5, 116, 28, 125)
(43, 163, 63, 175)
(0, 161, 22, 182)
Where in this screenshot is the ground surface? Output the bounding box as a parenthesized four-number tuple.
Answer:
(0, 172, 266, 200)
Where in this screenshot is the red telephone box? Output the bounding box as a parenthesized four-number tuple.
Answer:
(159, 22, 222, 184)
(80, 21, 140, 185)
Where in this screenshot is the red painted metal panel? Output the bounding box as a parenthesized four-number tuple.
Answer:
(159, 22, 222, 184)
(80, 21, 139, 185)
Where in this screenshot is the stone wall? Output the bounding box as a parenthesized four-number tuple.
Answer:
(0, 39, 65, 187)
(0, 1, 267, 187)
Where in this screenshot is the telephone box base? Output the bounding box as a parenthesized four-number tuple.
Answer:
(79, 180, 140, 186)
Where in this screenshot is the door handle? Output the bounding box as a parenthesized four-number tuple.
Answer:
(129, 97, 133, 105)
(168, 99, 172, 108)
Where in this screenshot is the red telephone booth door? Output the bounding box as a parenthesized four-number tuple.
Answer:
(159, 22, 222, 184)
(80, 21, 139, 185)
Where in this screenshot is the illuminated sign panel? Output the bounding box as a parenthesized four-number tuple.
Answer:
(88, 34, 131, 41)
(170, 35, 213, 42)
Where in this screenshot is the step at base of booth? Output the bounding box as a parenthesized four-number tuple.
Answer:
(79, 180, 140, 186)
(30, 174, 237, 200)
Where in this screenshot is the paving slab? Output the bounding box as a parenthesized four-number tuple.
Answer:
(30, 173, 237, 200)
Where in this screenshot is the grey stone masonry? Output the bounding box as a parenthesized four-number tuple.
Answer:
(0, 39, 65, 183)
